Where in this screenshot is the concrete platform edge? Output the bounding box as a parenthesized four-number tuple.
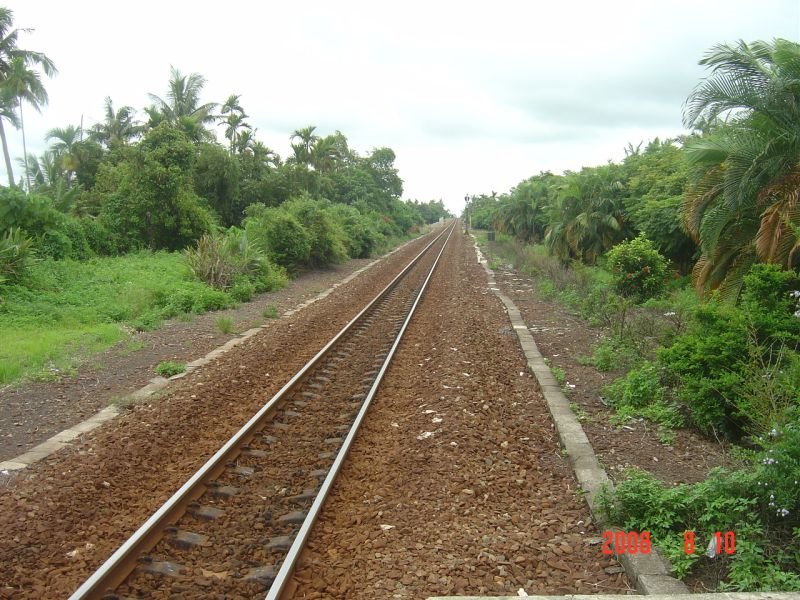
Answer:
(469, 234, 690, 596)
(0, 235, 420, 474)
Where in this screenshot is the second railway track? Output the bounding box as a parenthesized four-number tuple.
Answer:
(69, 221, 457, 600)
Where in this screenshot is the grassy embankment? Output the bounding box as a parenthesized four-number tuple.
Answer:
(0, 252, 242, 385)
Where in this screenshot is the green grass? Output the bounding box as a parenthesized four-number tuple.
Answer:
(262, 305, 279, 319)
(215, 316, 234, 334)
(0, 251, 236, 385)
(155, 361, 186, 377)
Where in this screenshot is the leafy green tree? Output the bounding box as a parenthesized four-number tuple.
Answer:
(622, 139, 695, 270)
(0, 7, 56, 187)
(682, 39, 800, 300)
(193, 142, 242, 226)
(99, 124, 213, 250)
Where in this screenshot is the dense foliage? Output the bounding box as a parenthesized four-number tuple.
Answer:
(471, 36, 800, 593)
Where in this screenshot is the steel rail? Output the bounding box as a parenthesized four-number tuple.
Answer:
(265, 221, 456, 600)
(68, 222, 454, 600)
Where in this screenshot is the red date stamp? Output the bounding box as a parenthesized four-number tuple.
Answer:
(683, 530, 736, 555)
(601, 530, 651, 554)
(601, 530, 736, 556)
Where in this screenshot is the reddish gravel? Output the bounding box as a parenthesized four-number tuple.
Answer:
(0, 231, 439, 600)
(289, 230, 630, 599)
(115, 230, 448, 599)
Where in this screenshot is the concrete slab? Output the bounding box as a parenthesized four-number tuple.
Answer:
(0, 460, 27, 471)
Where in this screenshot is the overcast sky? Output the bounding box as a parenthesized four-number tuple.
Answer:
(3, 0, 799, 213)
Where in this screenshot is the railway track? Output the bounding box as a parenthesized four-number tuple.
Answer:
(68, 221, 456, 600)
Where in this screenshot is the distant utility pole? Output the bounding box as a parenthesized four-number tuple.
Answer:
(464, 194, 470, 233)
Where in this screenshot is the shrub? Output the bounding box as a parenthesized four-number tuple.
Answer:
(328, 204, 382, 258)
(602, 417, 800, 591)
(0, 228, 35, 286)
(155, 361, 185, 377)
(659, 303, 748, 437)
(230, 276, 255, 302)
(244, 205, 311, 271)
(282, 197, 348, 267)
(658, 264, 800, 438)
(606, 234, 668, 302)
(588, 337, 638, 371)
(185, 228, 282, 294)
(603, 361, 684, 428)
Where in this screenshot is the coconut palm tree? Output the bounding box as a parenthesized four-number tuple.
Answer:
(147, 67, 217, 141)
(310, 135, 341, 173)
(223, 112, 251, 154)
(0, 7, 56, 187)
(0, 87, 19, 185)
(4, 56, 50, 192)
(90, 96, 140, 149)
(682, 38, 800, 300)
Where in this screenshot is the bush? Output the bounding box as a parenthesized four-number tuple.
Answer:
(0, 228, 35, 287)
(185, 228, 284, 294)
(658, 264, 800, 439)
(606, 234, 668, 302)
(282, 197, 349, 267)
(244, 204, 311, 271)
(603, 361, 684, 428)
(602, 417, 800, 591)
(659, 303, 748, 437)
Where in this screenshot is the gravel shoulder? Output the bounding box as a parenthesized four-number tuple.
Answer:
(289, 230, 630, 599)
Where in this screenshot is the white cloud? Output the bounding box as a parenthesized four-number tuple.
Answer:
(3, 0, 799, 213)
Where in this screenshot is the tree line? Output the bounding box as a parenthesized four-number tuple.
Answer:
(471, 38, 800, 302)
(0, 6, 451, 287)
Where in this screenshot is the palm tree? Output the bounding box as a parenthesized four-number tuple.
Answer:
(46, 125, 82, 183)
(90, 96, 140, 149)
(147, 67, 217, 141)
(310, 135, 341, 173)
(290, 125, 319, 167)
(0, 7, 56, 187)
(494, 177, 553, 243)
(223, 112, 251, 154)
(0, 87, 19, 185)
(4, 56, 50, 192)
(682, 39, 800, 300)
(545, 168, 629, 263)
